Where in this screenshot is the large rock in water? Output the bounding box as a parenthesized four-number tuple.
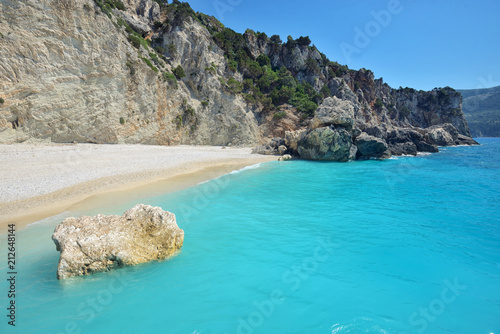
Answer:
(355, 132, 390, 159)
(297, 126, 357, 162)
(52, 204, 184, 279)
(425, 125, 456, 146)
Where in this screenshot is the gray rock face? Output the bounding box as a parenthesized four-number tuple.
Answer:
(426, 126, 455, 146)
(390, 142, 418, 156)
(285, 129, 307, 154)
(278, 145, 287, 155)
(52, 204, 184, 279)
(117, 10, 153, 35)
(355, 132, 390, 159)
(456, 134, 478, 146)
(297, 127, 356, 162)
(416, 141, 439, 153)
(310, 97, 355, 130)
(0, 0, 262, 146)
(252, 137, 286, 155)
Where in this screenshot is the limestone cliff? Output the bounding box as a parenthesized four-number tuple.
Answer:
(0, 0, 477, 159)
(0, 0, 259, 145)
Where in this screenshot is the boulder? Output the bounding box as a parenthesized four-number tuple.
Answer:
(252, 145, 277, 155)
(285, 129, 307, 154)
(297, 127, 357, 162)
(386, 128, 424, 146)
(365, 125, 387, 139)
(456, 134, 479, 146)
(389, 142, 418, 156)
(425, 126, 455, 146)
(355, 132, 390, 159)
(310, 97, 355, 130)
(52, 204, 184, 279)
(278, 154, 292, 161)
(416, 141, 439, 153)
(251, 137, 286, 155)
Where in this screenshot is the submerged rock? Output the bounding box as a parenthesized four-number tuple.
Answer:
(52, 204, 184, 279)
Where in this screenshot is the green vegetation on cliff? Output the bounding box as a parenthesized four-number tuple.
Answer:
(209, 27, 326, 116)
(458, 86, 500, 137)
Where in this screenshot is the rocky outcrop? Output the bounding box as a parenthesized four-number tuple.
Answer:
(0, 0, 478, 156)
(252, 137, 286, 155)
(297, 127, 356, 162)
(310, 97, 355, 130)
(426, 125, 456, 146)
(285, 129, 307, 155)
(52, 204, 184, 279)
(355, 133, 390, 159)
(0, 0, 261, 145)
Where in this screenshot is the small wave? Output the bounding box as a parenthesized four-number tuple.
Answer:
(228, 163, 262, 175)
(196, 163, 263, 185)
(331, 317, 401, 334)
(390, 153, 430, 160)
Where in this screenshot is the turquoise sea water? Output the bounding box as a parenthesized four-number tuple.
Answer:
(1, 138, 500, 334)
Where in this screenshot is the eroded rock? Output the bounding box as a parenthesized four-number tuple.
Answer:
(355, 132, 390, 159)
(297, 127, 356, 162)
(310, 97, 355, 130)
(52, 204, 184, 279)
(425, 126, 455, 146)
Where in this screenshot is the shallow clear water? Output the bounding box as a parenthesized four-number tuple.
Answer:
(1, 139, 499, 334)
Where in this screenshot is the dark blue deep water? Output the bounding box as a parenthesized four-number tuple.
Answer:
(1, 138, 499, 334)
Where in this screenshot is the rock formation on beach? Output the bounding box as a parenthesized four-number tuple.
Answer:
(52, 204, 184, 279)
(0, 0, 477, 160)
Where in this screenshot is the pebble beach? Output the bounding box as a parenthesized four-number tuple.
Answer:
(0, 143, 275, 228)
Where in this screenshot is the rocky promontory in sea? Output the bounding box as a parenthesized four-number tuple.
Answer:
(52, 204, 184, 279)
(0, 0, 477, 160)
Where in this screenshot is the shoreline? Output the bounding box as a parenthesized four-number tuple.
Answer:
(0, 144, 277, 231)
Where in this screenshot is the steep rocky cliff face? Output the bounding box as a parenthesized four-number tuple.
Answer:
(0, 0, 477, 159)
(0, 0, 260, 145)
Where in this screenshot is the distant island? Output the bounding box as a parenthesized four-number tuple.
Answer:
(458, 86, 500, 137)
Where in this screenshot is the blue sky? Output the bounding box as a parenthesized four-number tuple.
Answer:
(184, 0, 500, 91)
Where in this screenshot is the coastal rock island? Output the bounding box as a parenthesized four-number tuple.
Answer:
(52, 204, 184, 279)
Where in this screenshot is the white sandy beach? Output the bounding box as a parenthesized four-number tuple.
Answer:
(0, 144, 276, 228)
